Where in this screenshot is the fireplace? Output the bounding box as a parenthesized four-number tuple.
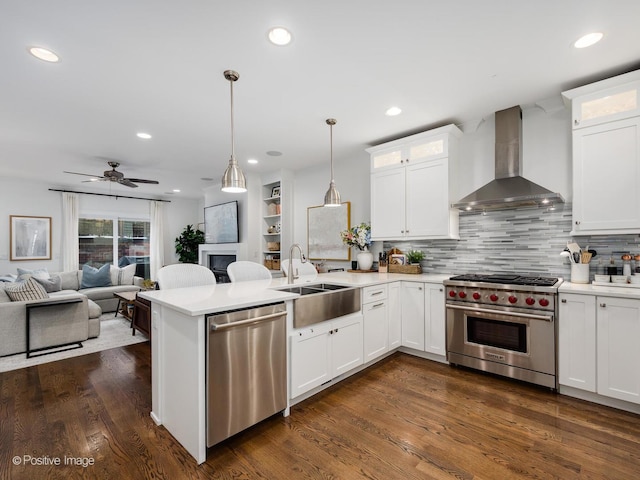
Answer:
(208, 254, 235, 283)
(198, 243, 245, 284)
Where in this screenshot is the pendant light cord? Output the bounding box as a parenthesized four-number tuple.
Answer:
(329, 122, 334, 182)
(230, 78, 235, 161)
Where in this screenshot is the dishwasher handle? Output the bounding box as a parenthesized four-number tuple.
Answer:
(210, 311, 286, 331)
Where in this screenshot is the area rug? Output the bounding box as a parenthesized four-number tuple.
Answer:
(0, 313, 149, 372)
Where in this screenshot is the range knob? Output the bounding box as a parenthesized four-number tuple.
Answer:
(539, 298, 550, 307)
(458, 291, 467, 299)
(490, 294, 499, 302)
(449, 290, 457, 298)
(508, 296, 518, 304)
(525, 297, 536, 306)
(472, 292, 481, 300)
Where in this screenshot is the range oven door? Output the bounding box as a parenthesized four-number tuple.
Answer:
(446, 303, 556, 387)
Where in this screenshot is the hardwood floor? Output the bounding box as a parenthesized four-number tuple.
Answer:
(1, 344, 639, 479)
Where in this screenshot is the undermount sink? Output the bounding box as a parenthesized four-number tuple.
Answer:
(275, 283, 360, 328)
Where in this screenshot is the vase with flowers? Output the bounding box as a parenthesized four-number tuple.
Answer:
(340, 223, 373, 270)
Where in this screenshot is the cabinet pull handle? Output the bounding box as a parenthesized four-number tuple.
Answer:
(561, 299, 567, 303)
(371, 290, 384, 296)
(335, 328, 339, 333)
(439, 288, 443, 292)
(574, 119, 580, 126)
(418, 287, 423, 290)
(372, 302, 385, 308)
(600, 303, 606, 308)
(575, 221, 580, 225)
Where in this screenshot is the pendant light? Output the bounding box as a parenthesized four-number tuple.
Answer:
(221, 70, 247, 193)
(323, 118, 341, 207)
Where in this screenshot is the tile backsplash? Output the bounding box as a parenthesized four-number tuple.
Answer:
(383, 204, 640, 279)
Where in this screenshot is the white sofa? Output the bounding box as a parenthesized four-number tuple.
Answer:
(0, 268, 142, 357)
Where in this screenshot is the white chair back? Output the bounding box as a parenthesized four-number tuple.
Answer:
(281, 259, 317, 278)
(156, 264, 216, 289)
(227, 261, 272, 282)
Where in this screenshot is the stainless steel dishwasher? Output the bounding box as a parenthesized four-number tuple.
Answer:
(206, 302, 287, 447)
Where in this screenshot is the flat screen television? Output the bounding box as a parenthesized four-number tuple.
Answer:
(204, 201, 239, 244)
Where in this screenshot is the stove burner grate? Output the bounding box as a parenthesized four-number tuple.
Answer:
(449, 273, 559, 287)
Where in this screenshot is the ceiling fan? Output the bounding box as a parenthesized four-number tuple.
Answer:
(64, 161, 159, 188)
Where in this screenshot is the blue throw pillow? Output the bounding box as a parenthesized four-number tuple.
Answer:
(81, 263, 112, 289)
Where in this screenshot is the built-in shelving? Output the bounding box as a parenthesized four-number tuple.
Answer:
(262, 184, 282, 271)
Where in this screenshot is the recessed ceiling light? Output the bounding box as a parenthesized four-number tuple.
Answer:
(136, 132, 152, 139)
(385, 106, 402, 116)
(574, 32, 603, 49)
(28, 46, 59, 63)
(172, 189, 181, 193)
(266, 150, 283, 156)
(247, 159, 258, 164)
(268, 27, 292, 46)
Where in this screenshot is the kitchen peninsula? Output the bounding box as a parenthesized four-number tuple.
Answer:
(139, 271, 450, 464)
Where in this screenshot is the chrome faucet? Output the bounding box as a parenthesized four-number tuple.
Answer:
(288, 243, 308, 284)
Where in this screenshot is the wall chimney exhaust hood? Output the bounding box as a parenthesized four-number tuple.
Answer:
(452, 106, 564, 211)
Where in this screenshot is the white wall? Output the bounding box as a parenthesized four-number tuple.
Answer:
(0, 177, 200, 274)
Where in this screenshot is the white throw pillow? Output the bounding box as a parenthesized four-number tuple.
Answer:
(110, 263, 137, 285)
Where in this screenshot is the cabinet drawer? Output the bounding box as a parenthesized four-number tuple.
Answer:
(362, 285, 387, 303)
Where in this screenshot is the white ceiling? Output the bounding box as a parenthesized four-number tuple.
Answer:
(2, 1, 640, 199)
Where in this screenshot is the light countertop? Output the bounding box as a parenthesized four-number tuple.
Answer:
(559, 281, 640, 300)
(139, 271, 451, 316)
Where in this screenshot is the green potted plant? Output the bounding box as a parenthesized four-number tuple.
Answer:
(406, 250, 425, 265)
(175, 224, 205, 263)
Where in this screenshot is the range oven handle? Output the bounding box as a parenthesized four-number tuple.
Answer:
(446, 304, 554, 322)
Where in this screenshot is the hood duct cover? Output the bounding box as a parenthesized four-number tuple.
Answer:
(452, 106, 564, 211)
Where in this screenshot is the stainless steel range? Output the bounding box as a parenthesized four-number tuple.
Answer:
(444, 273, 563, 389)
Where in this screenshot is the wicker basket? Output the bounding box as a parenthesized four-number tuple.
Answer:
(388, 264, 423, 274)
(272, 259, 281, 270)
(267, 242, 281, 251)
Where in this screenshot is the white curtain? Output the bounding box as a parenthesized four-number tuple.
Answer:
(61, 192, 79, 272)
(150, 200, 165, 281)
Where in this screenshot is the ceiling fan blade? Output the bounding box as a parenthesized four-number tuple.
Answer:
(64, 171, 105, 179)
(118, 179, 139, 188)
(126, 178, 159, 184)
(81, 178, 108, 183)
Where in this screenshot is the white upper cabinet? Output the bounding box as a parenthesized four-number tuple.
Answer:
(569, 81, 640, 129)
(562, 70, 640, 235)
(367, 125, 461, 240)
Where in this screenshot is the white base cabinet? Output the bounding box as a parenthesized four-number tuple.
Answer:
(400, 281, 446, 358)
(597, 296, 640, 404)
(558, 293, 596, 391)
(424, 283, 446, 356)
(290, 313, 363, 399)
(559, 292, 640, 405)
(387, 282, 402, 350)
(401, 282, 425, 350)
(363, 284, 389, 363)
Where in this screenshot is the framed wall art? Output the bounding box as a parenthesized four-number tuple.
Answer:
(10, 215, 52, 261)
(307, 202, 350, 261)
